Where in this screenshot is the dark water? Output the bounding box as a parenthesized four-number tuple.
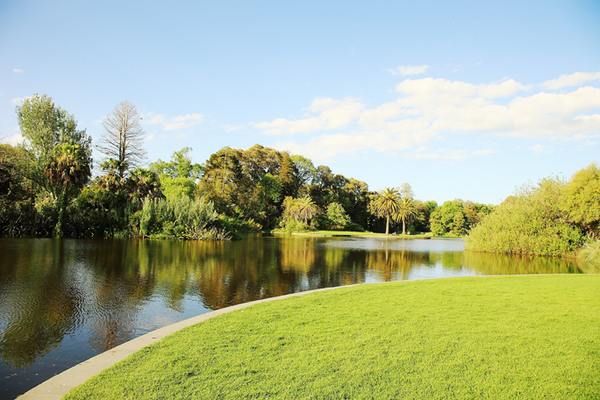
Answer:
(0, 235, 585, 398)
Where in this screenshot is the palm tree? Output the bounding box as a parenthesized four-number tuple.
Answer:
(296, 196, 317, 226)
(46, 143, 92, 235)
(371, 187, 401, 235)
(394, 196, 418, 235)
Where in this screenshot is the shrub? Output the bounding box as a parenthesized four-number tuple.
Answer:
(577, 240, 600, 273)
(465, 178, 586, 256)
(139, 197, 230, 240)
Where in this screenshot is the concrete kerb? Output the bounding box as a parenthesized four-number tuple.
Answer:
(18, 285, 353, 400)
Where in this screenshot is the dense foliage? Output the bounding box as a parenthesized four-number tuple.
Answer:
(430, 200, 492, 237)
(465, 175, 590, 256)
(139, 197, 228, 240)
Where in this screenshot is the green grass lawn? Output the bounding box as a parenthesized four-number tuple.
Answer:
(64, 275, 600, 399)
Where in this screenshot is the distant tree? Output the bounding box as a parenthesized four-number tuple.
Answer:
(400, 182, 414, 200)
(394, 197, 418, 235)
(279, 195, 319, 231)
(279, 152, 296, 197)
(291, 154, 317, 195)
(297, 196, 318, 226)
(151, 147, 204, 181)
(370, 187, 401, 235)
(430, 200, 468, 236)
(325, 202, 351, 230)
(151, 148, 204, 200)
(126, 168, 163, 206)
(462, 202, 493, 233)
(452, 211, 467, 236)
(412, 200, 437, 232)
(98, 101, 146, 177)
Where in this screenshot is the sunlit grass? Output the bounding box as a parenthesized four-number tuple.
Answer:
(64, 275, 600, 399)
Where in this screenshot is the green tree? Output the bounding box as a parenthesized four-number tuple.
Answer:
(297, 196, 318, 226)
(46, 144, 92, 235)
(452, 211, 467, 236)
(151, 148, 201, 200)
(430, 200, 468, 236)
(464, 201, 492, 229)
(562, 163, 600, 239)
(370, 187, 401, 235)
(151, 147, 204, 181)
(279, 196, 319, 231)
(412, 200, 437, 232)
(279, 152, 296, 198)
(394, 197, 418, 235)
(290, 154, 317, 194)
(16, 94, 92, 236)
(325, 202, 351, 230)
(0, 144, 42, 236)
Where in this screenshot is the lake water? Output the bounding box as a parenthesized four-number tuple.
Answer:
(0, 235, 585, 398)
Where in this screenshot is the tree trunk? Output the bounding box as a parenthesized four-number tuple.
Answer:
(402, 218, 406, 235)
(55, 191, 67, 237)
(385, 214, 390, 235)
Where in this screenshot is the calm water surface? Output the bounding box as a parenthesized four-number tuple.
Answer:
(0, 235, 585, 398)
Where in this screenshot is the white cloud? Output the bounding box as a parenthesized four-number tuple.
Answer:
(255, 72, 600, 160)
(12, 96, 32, 105)
(141, 112, 166, 125)
(388, 65, 429, 76)
(162, 113, 203, 131)
(255, 97, 363, 135)
(471, 149, 497, 156)
(13, 68, 23, 73)
(532, 144, 545, 154)
(1, 133, 23, 146)
(404, 149, 469, 161)
(222, 124, 248, 132)
(141, 112, 203, 131)
(542, 72, 600, 90)
(404, 148, 496, 161)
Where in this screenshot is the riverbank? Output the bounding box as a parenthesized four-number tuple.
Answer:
(273, 230, 432, 239)
(63, 275, 599, 399)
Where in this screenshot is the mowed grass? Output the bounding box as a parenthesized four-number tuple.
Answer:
(64, 275, 600, 399)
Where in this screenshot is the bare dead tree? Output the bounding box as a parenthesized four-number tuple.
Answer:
(98, 101, 147, 177)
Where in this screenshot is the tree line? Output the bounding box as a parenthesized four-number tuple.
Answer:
(1, 94, 493, 239)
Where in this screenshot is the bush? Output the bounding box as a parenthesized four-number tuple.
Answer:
(465, 178, 586, 256)
(279, 219, 309, 233)
(139, 197, 230, 240)
(577, 240, 600, 273)
(216, 215, 262, 235)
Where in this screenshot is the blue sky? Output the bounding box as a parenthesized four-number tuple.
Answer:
(1, 0, 599, 205)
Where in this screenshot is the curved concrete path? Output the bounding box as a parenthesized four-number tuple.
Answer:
(18, 286, 348, 399)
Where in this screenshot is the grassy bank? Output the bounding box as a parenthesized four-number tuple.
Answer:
(273, 230, 432, 239)
(64, 275, 600, 399)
